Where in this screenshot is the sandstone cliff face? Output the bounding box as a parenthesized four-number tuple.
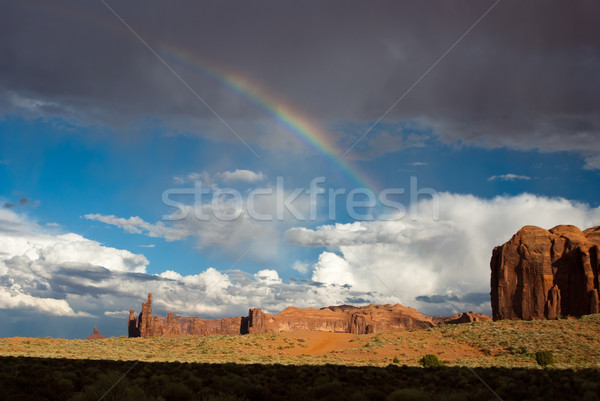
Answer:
(128, 293, 436, 337)
(253, 304, 434, 334)
(247, 308, 266, 334)
(491, 225, 600, 320)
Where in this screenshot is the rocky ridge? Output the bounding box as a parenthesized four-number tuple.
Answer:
(128, 293, 476, 337)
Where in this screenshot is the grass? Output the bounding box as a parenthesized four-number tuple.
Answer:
(436, 314, 600, 367)
(0, 314, 599, 368)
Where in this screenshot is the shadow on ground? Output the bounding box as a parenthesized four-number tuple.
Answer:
(1, 356, 599, 401)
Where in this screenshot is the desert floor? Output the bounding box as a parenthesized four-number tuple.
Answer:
(2, 314, 599, 368)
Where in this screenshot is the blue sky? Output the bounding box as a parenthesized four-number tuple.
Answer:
(1, 1, 600, 338)
(2, 116, 597, 275)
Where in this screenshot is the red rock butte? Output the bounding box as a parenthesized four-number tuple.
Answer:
(127, 293, 491, 337)
(85, 325, 107, 340)
(491, 225, 600, 320)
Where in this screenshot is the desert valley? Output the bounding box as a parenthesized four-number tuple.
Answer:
(2, 2, 599, 400)
(1, 225, 600, 400)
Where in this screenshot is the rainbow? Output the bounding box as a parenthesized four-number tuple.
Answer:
(159, 46, 377, 192)
(15, 2, 378, 192)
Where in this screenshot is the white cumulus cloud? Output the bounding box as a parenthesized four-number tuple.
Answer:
(0, 208, 377, 326)
(173, 169, 265, 185)
(286, 193, 600, 315)
(217, 169, 265, 183)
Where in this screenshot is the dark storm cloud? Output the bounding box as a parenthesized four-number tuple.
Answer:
(2, 255, 166, 300)
(345, 297, 371, 304)
(48, 275, 120, 297)
(122, 271, 165, 282)
(54, 263, 112, 281)
(416, 292, 489, 306)
(415, 294, 459, 304)
(459, 292, 491, 306)
(1, 1, 599, 161)
(289, 278, 326, 287)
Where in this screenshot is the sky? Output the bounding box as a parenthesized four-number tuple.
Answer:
(1, 0, 600, 338)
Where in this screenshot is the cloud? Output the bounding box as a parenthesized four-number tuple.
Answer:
(86, 206, 278, 254)
(286, 192, 600, 315)
(173, 171, 212, 186)
(291, 261, 310, 274)
(286, 221, 413, 247)
(139, 244, 155, 248)
(0, 208, 378, 326)
(84, 214, 190, 242)
(346, 130, 404, 160)
(583, 154, 600, 171)
(336, 123, 430, 160)
(0, 208, 148, 317)
(103, 310, 130, 318)
(312, 252, 356, 287)
(85, 180, 316, 262)
(217, 169, 265, 183)
(409, 162, 427, 166)
(2, 1, 599, 166)
(174, 169, 265, 185)
(416, 293, 489, 306)
(253, 269, 282, 285)
(2, 197, 40, 209)
(415, 294, 459, 304)
(0, 289, 90, 317)
(487, 174, 532, 182)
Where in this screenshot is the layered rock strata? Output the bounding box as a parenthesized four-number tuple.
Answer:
(127, 293, 437, 337)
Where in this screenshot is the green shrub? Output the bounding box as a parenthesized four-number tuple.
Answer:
(386, 388, 429, 401)
(68, 372, 146, 401)
(201, 395, 248, 401)
(392, 357, 400, 364)
(535, 350, 555, 367)
(419, 354, 444, 368)
(310, 381, 343, 398)
(162, 382, 193, 401)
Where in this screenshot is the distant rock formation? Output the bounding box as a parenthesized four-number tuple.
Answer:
(128, 294, 243, 337)
(127, 293, 439, 337)
(491, 225, 600, 320)
(440, 312, 492, 325)
(86, 325, 107, 340)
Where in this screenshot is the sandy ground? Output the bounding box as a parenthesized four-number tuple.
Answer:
(0, 330, 484, 366)
(273, 330, 484, 363)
